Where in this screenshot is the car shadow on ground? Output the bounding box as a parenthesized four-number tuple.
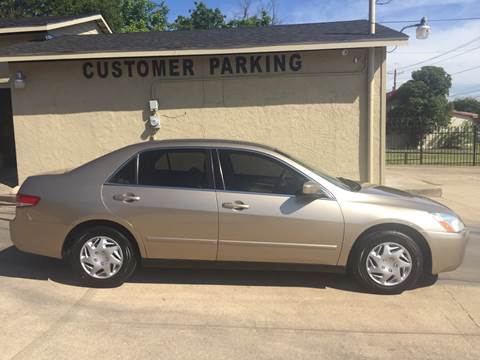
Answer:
(0, 245, 438, 293)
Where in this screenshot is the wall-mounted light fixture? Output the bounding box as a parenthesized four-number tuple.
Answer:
(14, 71, 26, 89)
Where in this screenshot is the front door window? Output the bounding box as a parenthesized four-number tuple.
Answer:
(218, 150, 307, 195)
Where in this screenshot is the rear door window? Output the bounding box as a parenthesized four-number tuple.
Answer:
(108, 157, 137, 185)
(138, 149, 213, 189)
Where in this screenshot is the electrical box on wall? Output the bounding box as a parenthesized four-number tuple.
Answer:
(148, 100, 160, 129)
(149, 100, 158, 111)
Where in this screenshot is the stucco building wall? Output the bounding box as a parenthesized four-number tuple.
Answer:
(9, 48, 386, 184)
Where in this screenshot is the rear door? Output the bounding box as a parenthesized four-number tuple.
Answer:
(102, 148, 218, 260)
(215, 149, 344, 265)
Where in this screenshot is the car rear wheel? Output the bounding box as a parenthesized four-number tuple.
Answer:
(350, 230, 423, 294)
(68, 226, 137, 287)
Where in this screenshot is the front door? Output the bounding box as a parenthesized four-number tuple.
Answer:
(102, 148, 218, 260)
(216, 149, 344, 265)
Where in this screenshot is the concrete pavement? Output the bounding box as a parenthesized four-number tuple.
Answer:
(387, 166, 480, 225)
(0, 226, 479, 359)
(0, 167, 479, 359)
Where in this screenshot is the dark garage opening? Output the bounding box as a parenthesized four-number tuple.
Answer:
(0, 88, 18, 187)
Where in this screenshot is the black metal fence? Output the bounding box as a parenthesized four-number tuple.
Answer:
(387, 124, 479, 166)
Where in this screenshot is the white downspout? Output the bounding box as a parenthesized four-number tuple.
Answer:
(367, 0, 376, 183)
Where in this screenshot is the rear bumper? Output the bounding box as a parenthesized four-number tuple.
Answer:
(10, 211, 67, 259)
(425, 229, 469, 274)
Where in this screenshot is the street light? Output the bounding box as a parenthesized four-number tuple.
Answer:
(406, 17, 431, 39)
(388, 17, 430, 53)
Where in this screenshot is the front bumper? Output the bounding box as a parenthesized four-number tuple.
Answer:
(424, 229, 469, 274)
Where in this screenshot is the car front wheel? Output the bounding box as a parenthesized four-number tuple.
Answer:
(350, 230, 424, 294)
(68, 226, 137, 287)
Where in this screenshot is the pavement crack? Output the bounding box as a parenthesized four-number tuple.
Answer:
(443, 286, 480, 329)
(10, 288, 95, 360)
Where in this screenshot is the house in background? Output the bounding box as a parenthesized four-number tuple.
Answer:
(0, 14, 111, 186)
(450, 110, 479, 127)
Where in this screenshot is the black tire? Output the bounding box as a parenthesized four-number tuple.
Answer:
(349, 230, 423, 294)
(67, 226, 137, 287)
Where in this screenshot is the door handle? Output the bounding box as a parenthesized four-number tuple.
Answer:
(113, 193, 141, 203)
(222, 201, 250, 210)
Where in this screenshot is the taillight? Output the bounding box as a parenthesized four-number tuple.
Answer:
(16, 194, 41, 207)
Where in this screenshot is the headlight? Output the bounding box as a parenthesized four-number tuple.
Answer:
(431, 213, 465, 233)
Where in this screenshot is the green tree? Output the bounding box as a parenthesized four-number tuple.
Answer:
(171, 1, 226, 30)
(411, 66, 452, 96)
(119, 0, 169, 32)
(0, 0, 123, 31)
(170, 0, 275, 30)
(53, 0, 124, 32)
(452, 97, 480, 117)
(388, 66, 453, 146)
(0, 0, 169, 33)
(228, 9, 272, 27)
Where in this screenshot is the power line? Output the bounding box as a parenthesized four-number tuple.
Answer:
(427, 45, 480, 67)
(381, 17, 480, 23)
(396, 35, 480, 71)
(450, 87, 480, 97)
(389, 45, 480, 78)
(452, 65, 480, 75)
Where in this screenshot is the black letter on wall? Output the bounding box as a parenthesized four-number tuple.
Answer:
(124, 60, 135, 77)
(97, 62, 109, 78)
(289, 53, 302, 71)
(250, 56, 262, 73)
(274, 55, 286, 72)
(235, 56, 247, 74)
(83, 62, 94, 79)
(183, 59, 194, 76)
(221, 57, 233, 75)
(112, 61, 122, 78)
(137, 60, 149, 77)
(210, 57, 220, 75)
(152, 60, 166, 77)
(169, 59, 180, 76)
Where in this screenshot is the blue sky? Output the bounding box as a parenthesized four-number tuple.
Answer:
(162, 0, 480, 99)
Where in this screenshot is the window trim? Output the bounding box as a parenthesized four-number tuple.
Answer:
(104, 145, 335, 199)
(215, 147, 334, 199)
(214, 149, 226, 191)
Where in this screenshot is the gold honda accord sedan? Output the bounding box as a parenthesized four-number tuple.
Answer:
(10, 140, 468, 294)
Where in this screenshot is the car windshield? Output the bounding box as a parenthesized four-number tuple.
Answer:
(275, 150, 360, 191)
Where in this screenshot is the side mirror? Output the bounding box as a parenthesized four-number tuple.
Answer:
(302, 181, 323, 196)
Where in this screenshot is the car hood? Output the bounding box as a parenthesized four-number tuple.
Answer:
(354, 184, 453, 214)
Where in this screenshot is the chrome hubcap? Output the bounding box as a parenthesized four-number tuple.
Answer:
(366, 242, 412, 286)
(80, 236, 123, 279)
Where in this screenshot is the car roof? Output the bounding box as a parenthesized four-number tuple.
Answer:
(69, 139, 286, 183)
(121, 139, 280, 153)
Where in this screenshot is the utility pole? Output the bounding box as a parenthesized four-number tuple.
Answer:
(369, 0, 376, 34)
(393, 68, 397, 91)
